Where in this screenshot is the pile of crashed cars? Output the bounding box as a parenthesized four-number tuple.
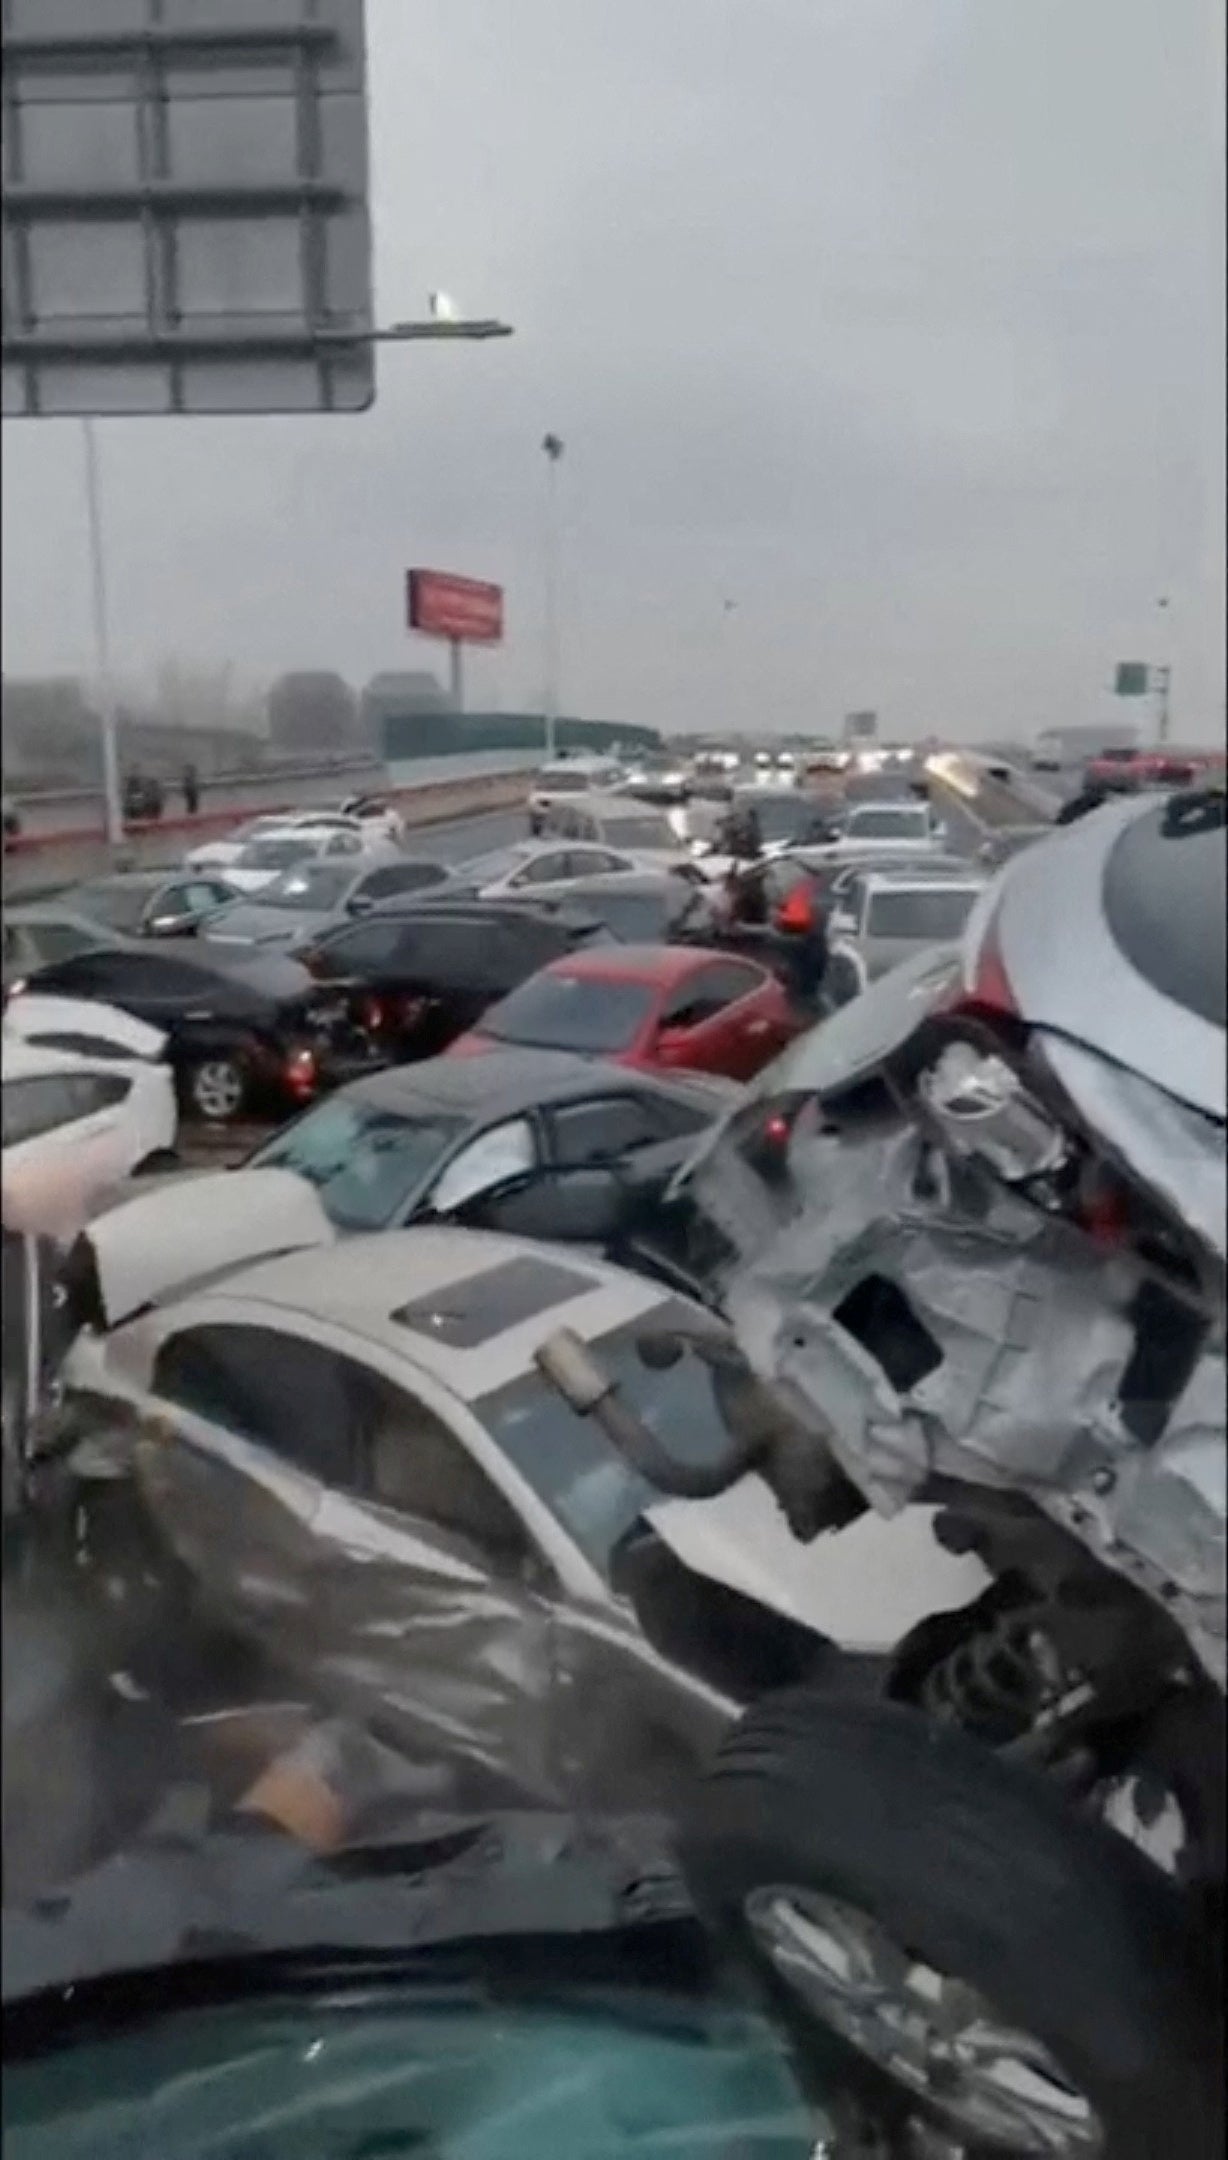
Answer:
(3, 779, 1224, 2159)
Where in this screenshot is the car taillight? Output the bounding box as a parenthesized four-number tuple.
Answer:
(363, 995, 384, 1032)
(284, 1046, 317, 1097)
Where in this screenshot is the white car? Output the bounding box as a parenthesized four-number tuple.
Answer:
(184, 815, 297, 873)
(219, 824, 375, 896)
(2, 1019, 177, 1240)
(544, 794, 708, 877)
(456, 838, 659, 901)
(337, 794, 405, 845)
(829, 870, 987, 989)
(62, 1194, 986, 1804)
(527, 757, 624, 834)
(811, 800, 947, 860)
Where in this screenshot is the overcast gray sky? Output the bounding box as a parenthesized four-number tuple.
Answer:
(3, 0, 1224, 741)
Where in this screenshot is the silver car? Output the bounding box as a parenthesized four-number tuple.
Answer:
(831, 870, 986, 987)
(65, 1195, 832, 1810)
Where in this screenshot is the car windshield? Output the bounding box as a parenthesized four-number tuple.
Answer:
(865, 887, 981, 939)
(249, 1097, 468, 1228)
(535, 770, 591, 793)
(482, 972, 658, 1052)
(845, 808, 929, 839)
(479, 1310, 741, 1576)
(233, 836, 318, 871)
(258, 862, 354, 912)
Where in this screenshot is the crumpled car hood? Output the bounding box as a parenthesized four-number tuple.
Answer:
(725, 1121, 1226, 1686)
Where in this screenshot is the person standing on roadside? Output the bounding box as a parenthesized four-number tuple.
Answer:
(182, 763, 200, 817)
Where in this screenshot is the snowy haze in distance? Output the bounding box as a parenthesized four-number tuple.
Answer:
(2, 0, 1223, 744)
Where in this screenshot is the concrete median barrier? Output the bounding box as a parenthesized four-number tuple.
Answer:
(2, 767, 531, 899)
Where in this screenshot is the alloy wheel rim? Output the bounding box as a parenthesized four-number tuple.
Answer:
(744, 1886, 1103, 2156)
(193, 1060, 243, 1120)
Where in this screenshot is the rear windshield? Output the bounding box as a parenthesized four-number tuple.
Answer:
(250, 1098, 467, 1230)
(598, 815, 676, 850)
(484, 972, 658, 1053)
(865, 887, 981, 940)
(845, 808, 929, 839)
(234, 837, 318, 871)
(1103, 798, 1227, 1026)
(534, 770, 592, 793)
(71, 882, 151, 933)
(260, 863, 353, 911)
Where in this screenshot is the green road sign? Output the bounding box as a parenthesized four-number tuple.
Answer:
(1114, 663, 1151, 696)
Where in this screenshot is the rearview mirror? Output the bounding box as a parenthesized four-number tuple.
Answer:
(654, 1027, 693, 1066)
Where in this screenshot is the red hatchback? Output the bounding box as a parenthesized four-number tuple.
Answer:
(447, 944, 803, 1082)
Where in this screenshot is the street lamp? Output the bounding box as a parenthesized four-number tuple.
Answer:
(542, 434, 565, 760)
(82, 305, 515, 853)
(1155, 596, 1172, 745)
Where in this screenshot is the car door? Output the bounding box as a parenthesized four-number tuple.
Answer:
(146, 1317, 558, 1799)
(2, 1069, 137, 1234)
(423, 1116, 539, 1216)
(655, 961, 785, 1080)
(503, 847, 575, 893)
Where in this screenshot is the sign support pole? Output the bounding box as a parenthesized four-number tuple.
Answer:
(82, 418, 125, 852)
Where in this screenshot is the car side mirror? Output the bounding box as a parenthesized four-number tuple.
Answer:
(147, 914, 188, 938)
(347, 892, 376, 916)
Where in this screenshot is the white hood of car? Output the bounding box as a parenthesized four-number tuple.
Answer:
(80, 1166, 335, 1327)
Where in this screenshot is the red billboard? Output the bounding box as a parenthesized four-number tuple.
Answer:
(406, 568, 504, 645)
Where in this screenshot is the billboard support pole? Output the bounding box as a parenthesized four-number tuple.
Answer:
(448, 637, 464, 713)
(82, 418, 125, 851)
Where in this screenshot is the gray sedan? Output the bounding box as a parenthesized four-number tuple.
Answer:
(203, 852, 453, 953)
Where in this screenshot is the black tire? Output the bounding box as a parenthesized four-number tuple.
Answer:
(682, 1691, 1222, 2159)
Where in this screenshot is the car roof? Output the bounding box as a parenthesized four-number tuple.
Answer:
(195, 1227, 676, 1401)
(339, 1046, 731, 1120)
(544, 942, 744, 985)
(861, 871, 984, 895)
(7, 902, 117, 930)
(558, 870, 686, 898)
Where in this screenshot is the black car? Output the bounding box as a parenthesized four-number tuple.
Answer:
(534, 871, 719, 945)
(246, 1046, 741, 1234)
(4, 907, 115, 991)
(63, 871, 241, 941)
(299, 897, 612, 1064)
(20, 942, 373, 1124)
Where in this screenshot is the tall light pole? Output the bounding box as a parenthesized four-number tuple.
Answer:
(81, 418, 125, 849)
(542, 433, 565, 759)
(1154, 595, 1171, 744)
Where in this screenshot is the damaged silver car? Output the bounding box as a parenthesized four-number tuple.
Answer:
(49, 1171, 856, 1822)
(537, 790, 1226, 2159)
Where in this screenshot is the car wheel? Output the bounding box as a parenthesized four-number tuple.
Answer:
(186, 1056, 247, 1123)
(682, 1691, 1222, 2160)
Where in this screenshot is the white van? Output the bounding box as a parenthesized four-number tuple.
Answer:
(527, 756, 624, 834)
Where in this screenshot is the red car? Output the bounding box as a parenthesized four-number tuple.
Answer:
(447, 944, 803, 1082)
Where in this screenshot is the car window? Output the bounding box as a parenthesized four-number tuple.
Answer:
(478, 1306, 740, 1577)
(482, 973, 658, 1054)
(153, 1323, 363, 1491)
(661, 961, 762, 1029)
(429, 1117, 537, 1213)
(564, 888, 668, 942)
(844, 808, 929, 840)
(324, 831, 363, 857)
(362, 1372, 534, 1571)
(235, 837, 318, 871)
(2, 1070, 128, 1146)
(250, 1098, 469, 1230)
(357, 862, 447, 900)
(597, 815, 675, 851)
(865, 887, 981, 940)
(313, 920, 407, 973)
(547, 1094, 664, 1164)
(512, 851, 573, 886)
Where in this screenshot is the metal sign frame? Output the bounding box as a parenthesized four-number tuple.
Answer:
(1, 0, 374, 417)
